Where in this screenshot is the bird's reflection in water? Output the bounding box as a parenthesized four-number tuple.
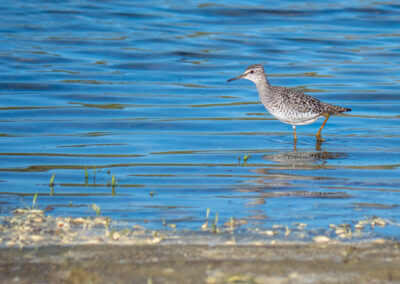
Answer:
(262, 142, 347, 167)
(241, 143, 349, 209)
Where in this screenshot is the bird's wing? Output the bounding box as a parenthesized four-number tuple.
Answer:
(273, 86, 327, 114)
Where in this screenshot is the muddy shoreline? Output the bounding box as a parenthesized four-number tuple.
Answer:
(1, 242, 400, 283)
(2, 209, 400, 283)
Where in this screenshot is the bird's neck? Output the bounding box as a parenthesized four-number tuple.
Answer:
(254, 75, 272, 98)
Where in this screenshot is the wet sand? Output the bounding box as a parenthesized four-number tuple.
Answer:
(1, 242, 400, 283)
(1, 209, 400, 283)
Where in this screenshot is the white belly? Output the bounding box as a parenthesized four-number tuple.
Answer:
(268, 109, 322, 126)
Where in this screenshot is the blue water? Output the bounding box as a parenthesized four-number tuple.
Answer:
(1, 0, 400, 240)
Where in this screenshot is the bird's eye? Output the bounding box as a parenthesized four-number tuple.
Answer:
(250, 70, 255, 74)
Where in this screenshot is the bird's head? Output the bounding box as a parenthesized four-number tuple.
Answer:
(227, 64, 266, 84)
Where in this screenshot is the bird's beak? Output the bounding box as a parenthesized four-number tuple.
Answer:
(227, 74, 243, 82)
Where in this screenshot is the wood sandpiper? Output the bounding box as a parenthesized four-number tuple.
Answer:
(227, 64, 351, 142)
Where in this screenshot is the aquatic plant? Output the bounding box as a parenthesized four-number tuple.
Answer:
(285, 225, 291, 237)
(238, 155, 251, 166)
(49, 173, 55, 196)
(201, 208, 211, 230)
(91, 203, 101, 216)
(111, 175, 117, 196)
(243, 154, 251, 165)
(32, 193, 38, 208)
(49, 173, 55, 186)
(109, 229, 115, 240)
(211, 212, 219, 233)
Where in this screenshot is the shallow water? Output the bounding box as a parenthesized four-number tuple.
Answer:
(1, 0, 400, 240)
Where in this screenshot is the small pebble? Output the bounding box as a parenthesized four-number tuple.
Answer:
(263, 230, 274, 236)
(373, 238, 386, 244)
(374, 219, 386, 227)
(31, 235, 43, 242)
(93, 217, 108, 225)
(73, 218, 85, 224)
(355, 223, 364, 230)
(201, 221, 208, 230)
(13, 209, 28, 215)
(133, 225, 145, 230)
(297, 223, 307, 230)
(314, 236, 330, 243)
(112, 232, 121, 241)
(335, 228, 346, 235)
(162, 268, 175, 275)
(168, 224, 177, 230)
(33, 217, 44, 223)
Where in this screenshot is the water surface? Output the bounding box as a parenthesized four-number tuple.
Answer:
(1, 0, 400, 240)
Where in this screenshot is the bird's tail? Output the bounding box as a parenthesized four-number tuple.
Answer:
(326, 104, 351, 114)
(342, 107, 352, 112)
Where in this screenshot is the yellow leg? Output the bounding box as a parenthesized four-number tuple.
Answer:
(316, 114, 330, 142)
(293, 125, 297, 151)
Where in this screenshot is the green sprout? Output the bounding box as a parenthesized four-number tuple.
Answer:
(109, 229, 115, 240)
(243, 154, 251, 165)
(91, 203, 101, 216)
(211, 212, 219, 233)
(32, 193, 38, 208)
(111, 175, 117, 196)
(49, 173, 55, 196)
(238, 155, 252, 166)
(49, 173, 55, 186)
(201, 208, 210, 230)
